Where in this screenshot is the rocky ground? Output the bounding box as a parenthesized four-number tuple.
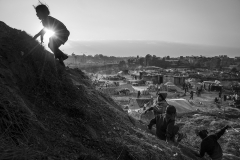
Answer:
(113, 86, 240, 158)
(0, 21, 240, 160)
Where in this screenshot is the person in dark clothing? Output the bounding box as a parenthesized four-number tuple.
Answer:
(137, 91, 141, 98)
(33, 2, 69, 66)
(183, 83, 187, 94)
(182, 83, 185, 90)
(195, 125, 231, 160)
(219, 91, 222, 99)
(144, 93, 168, 130)
(155, 105, 184, 143)
(190, 91, 194, 100)
(214, 97, 220, 104)
(223, 95, 227, 101)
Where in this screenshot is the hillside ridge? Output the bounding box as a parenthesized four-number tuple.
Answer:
(0, 21, 207, 160)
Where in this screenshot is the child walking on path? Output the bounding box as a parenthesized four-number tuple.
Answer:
(33, 2, 70, 66)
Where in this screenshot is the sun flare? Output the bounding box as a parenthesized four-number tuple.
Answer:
(44, 29, 55, 39)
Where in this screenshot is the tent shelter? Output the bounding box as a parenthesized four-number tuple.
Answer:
(166, 99, 196, 115)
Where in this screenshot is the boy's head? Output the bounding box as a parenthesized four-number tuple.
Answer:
(33, 1, 50, 19)
(196, 129, 208, 139)
(165, 105, 176, 120)
(166, 105, 176, 115)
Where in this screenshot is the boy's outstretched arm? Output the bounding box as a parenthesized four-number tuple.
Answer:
(33, 29, 46, 43)
(144, 107, 153, 114)
(215, 125, 230, 140)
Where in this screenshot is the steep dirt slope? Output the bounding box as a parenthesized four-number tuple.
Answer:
(0, 21, 204, 160)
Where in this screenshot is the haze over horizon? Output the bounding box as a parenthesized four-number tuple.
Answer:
(63, 40, 240, 58)
(1, 0, 240, 58)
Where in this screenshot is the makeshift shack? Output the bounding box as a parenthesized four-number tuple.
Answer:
(203, 81, 222, 92)
(163, 75, 174, 84)
(142, 74, 163, 84)
(174, 76, 188, 85)
(163, 82, 183, 92)
(127, 79, 145, 86)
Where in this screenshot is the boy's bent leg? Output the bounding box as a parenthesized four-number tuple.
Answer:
(49, 37, 68, 60)
(55, 48, 68, 60)
(62, 53, 68, 60)
(58, 57, 65, 67)
(168, 126, 180, 142)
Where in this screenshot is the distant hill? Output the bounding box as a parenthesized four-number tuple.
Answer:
(63, 39, 240, 58)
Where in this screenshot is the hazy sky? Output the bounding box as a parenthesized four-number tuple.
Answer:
(1, 0, 240, 57)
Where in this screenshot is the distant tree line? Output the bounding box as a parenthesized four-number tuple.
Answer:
(126, 54, 240, 70)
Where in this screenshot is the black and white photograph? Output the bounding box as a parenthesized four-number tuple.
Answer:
(0, 0, 240, 159)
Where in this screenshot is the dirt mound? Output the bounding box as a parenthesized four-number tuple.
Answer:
(0, 21, 208, 160)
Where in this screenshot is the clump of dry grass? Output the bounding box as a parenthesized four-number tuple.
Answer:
(0, 86, 30, 142)
(0, 85, 44, 159)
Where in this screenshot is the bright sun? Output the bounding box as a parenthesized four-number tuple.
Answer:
(44, 29, 55, 39)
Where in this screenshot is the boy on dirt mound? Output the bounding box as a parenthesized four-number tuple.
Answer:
(194, 125, 231, 160)
(33, 2, 69, 66)
(155, 105, 185, 143)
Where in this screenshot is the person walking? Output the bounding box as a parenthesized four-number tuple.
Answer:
(137, 91, 141, 98)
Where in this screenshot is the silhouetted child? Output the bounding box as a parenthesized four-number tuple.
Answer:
(194, 125, 230, 160)
(33, 2, 70, 66)
(155, 105, 184, 143)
